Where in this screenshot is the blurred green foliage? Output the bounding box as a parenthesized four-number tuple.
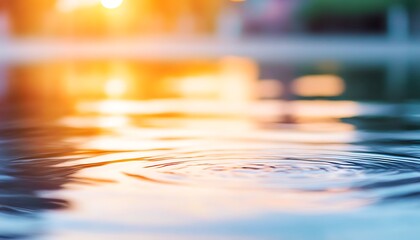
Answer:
(302, 0, 420, 17)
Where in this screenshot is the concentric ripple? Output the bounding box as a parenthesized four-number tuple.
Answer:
(124, 148, 420, 202)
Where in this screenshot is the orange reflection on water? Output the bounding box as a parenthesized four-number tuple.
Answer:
(293, 74, 345, 97)
(104, 78, 127, 98)
(56, 91, 365, 229)
(61, 115, 129, 129)
(70, 57, 259, 117)
(219, 57, 258, 105)
(172, 75, 220, 99)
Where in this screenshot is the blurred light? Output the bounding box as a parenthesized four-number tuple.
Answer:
(78, 99, 252, 116)
(57, 0, 99, 12)
(101, 0, 124, 9)
(294, 100, 358, 119)
(60, 116, 129, 129)
(219, 57, 258, 104)
(97, 116, 129, 128)
(292, 75, 345, 97)
(96, 100, 133, 114)
(105, 78, 127, 98)
(294, 122, 355, 132)
(176, 75, 219, 98)
(259, 79, 283, 98)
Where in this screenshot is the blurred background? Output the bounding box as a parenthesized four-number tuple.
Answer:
(1, 2, 420, 239)
(1, 0, 420, 38)
(0, 0, 419, 117)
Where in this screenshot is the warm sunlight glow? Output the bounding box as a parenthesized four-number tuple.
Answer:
(177, 76, 220, 98)
(292, 75, 345, 97)
(101, 0, 124, 9)
(56, 0, 99, 12)
(105, 78, 127, 98)
(220, 57, 258, 104)
(98, 116, 129, 128)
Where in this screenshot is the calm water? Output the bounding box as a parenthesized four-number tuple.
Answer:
(1, 99, 420, 240)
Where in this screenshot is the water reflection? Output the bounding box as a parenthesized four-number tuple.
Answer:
(292, 74, 345, 97)
(1, 60, 420, 239)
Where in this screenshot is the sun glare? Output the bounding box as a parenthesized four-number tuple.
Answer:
(101, 0, 124, 9)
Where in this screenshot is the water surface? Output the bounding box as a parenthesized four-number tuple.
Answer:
(1, 99, 420, 240)
(1, 57, 420, 239)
